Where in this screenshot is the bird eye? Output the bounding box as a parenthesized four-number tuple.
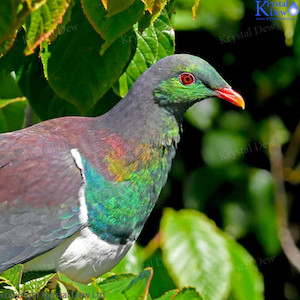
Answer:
(179, 73, 195, 86)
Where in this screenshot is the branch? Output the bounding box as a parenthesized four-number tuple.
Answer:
(269, 123, 300, 272)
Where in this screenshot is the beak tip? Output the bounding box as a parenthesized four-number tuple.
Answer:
(215, 87, 245, 110)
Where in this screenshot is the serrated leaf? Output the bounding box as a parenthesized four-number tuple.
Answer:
(101, 0, 135, 16)
(0, 29, 28, 72)
(25, 0, 70, 54)
(161, 209, 232, 300)
(122, 268, 153, 299)
(115, 9, 174, 97)
(46, 2, 136, 114)
(57, 272, 102, 297)
(96, 273, 136, 300)
(173, 287, 203, 300)
(227, 238, 264, 300)
(141, 0, 168, 15)
(0, 264, 23, 293)
(82, 0, 144, 54)
(49, 0, 75, 42)
(155, 289, 178, 300)
(21, 273, 56, 295)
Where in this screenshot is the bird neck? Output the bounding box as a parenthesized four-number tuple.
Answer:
(100, 89, 181, 147)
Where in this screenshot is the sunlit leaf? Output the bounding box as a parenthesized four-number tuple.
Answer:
(82, 0, 144, 54)
(161, 208, 232, 300)
(101, 0, 135, 16)
(115, 9, 175, 97)
(0, 264, 23, 293)
(21, 273, 56, 295)
(25, 0, 70, 54)
(227, 238, 264, 300)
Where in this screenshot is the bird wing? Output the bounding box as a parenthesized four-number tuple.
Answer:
(0, 131, 83, 272)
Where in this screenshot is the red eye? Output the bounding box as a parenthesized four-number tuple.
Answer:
(179, 73, 195, 86)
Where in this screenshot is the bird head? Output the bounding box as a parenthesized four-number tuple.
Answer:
(150, 54, 245, 116)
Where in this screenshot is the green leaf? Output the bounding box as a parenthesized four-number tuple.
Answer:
(0, 29, 28, 72)
(122, 268, 153, 299)
(25, 0, 70, 54)
(21, 273, 56, 295)
(248, 169, 280, 256)
(0, 264, 23, 293)
(48, 0, 75, 43)
(155, 289, 179, 300)
(227, 238, 264, 300)
(115, 9, 175, 97)
(141, 0, 168, 24)
(96, 273, 136, 300)
(144, 251, 176, 298)
(82, 0, 144, 54)
(0, 97, 28, 133)
(0, 69, 23, 99)
(0, 0, 17, 43)
(0, 1, 31, 56)
(173, 287, 203, 300)
(101, 0, 135, 16)
(56, 281, 69, 299)
(58, 272, 102, 298)
(161, 208, 232, 300)
(201, 130, 248, 167)
(46, 2, 136, 114)
(18, 53, 79, 120)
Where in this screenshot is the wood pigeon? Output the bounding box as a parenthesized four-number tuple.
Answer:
(0, 54, 245, 283)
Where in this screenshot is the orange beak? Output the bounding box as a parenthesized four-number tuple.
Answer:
(215, 87, 245, 110)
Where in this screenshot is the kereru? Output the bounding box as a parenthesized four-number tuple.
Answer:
(0, 54, 245, 283)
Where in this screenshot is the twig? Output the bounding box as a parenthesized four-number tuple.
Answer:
(270, 133, 300, 272)
(283, 121, 300, 169)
